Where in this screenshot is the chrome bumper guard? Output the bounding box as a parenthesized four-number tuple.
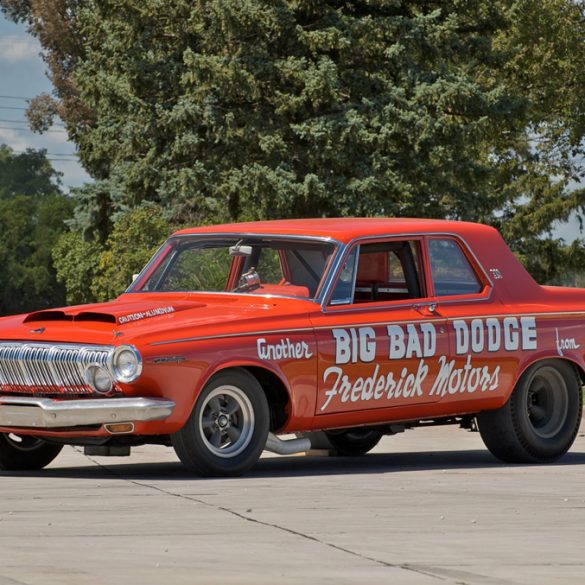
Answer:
(0, 396, 175, 429)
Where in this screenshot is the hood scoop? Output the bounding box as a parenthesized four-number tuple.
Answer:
(25, 310, 116, 324)
(75, 312, 117, 323)
(24, 311, 72, 322)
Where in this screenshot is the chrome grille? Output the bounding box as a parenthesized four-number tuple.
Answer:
(0, 342, 113, 394)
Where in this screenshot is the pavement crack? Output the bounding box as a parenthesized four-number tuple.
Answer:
(0, 575, 31, 585)
(76, 449, 450, 582)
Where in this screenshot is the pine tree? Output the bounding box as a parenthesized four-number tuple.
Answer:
(3, 0, 584, 286)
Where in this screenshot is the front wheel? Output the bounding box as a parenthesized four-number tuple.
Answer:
(0, 434, 63, 470)
(477, 360, 582, 463)
(172, 369, 270, 477)
(325, 428, 383, 456)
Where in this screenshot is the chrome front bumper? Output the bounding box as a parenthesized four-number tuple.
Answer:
(0, 396, 175, 429)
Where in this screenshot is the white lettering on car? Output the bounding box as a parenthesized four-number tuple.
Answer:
(319, 317, 538, 412)
(555, 328, 581, 356)
(453, 316, 537, 355)
(118, 306, 175, 324)
(320, 360, 428, 412)
(428, 355, 500, 397)
(257, 338, 313, 361)
(332, 327, 376, 364)
(387, 323, 437, 359)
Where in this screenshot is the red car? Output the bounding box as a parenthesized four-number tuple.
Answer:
(0, 218, 582, 476)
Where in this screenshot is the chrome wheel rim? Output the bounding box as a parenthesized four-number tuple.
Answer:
(6, 434, 45, 452)
(526, 367, 569, 439)
(198, 385, 255, 458)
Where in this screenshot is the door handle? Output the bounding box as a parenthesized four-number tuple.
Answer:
(413, 302, 438, 315)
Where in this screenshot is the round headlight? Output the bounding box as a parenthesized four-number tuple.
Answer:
(112, 345, 142, 383)
(85, 365, 113, 394)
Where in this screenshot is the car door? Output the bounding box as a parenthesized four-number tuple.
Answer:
(310, 236, 449, 418)
(423, 236, 524, 408)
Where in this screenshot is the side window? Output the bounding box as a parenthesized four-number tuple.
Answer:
(428, 238, 482, 296)
(355, 241, 423, 303)
(255, 248, 283, 284)
(329, 247, 358, 305)
(284, 248, 330, 297)
(329, 240, 424, 306)
(156, 247, 231, 292)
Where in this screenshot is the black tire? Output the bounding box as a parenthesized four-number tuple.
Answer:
(325, 428, 383, 456)
(477, 360, 582, 463)
(172, 368, 270, 477)
(0, 434, 63, 471)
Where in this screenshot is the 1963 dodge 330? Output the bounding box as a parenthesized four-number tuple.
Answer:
(0, 218, 583, 476)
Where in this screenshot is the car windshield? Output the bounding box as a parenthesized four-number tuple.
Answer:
(130, 236, 338, 300)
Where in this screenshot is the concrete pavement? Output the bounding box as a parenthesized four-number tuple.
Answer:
(1, 425, 585, 585)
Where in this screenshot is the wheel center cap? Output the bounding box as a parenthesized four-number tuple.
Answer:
(217, 414, 229, 429)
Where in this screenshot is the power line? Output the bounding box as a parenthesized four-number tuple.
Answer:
(0, 95, 31, 101)
(0, 96, 82, 167)
(0, 118, 66, 128)
(0, 149, 79, 162)
(11, 149, 78, 157)
(0, 125, 67, 134)
(0, 119, 29, 124)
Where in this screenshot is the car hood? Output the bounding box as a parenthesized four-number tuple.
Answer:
(0, 293, 316, 347)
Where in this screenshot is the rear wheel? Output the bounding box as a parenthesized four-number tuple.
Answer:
(477, 360, 582, 463)
(325, 428, 383, 456)
(172, 369, 270, 477)
(0, 434, 63, 470)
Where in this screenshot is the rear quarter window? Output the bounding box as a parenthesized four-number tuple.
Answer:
(428, 238, 483, 296)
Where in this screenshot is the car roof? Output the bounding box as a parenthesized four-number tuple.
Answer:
(172, 217, 497, 243)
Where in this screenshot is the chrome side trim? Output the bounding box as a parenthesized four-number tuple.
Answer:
(316, 240, 349, 305)
(0, 396, 175, 428)
(170, 232, 339, 243)
(151, 327, 315, 346)
(317, 292, 494, 315)
(355, 286, 409, 294)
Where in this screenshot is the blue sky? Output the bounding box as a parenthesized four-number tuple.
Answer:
(0, 14, 90, 190)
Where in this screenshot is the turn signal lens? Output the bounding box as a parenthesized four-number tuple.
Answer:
(105, 423, 135, 434)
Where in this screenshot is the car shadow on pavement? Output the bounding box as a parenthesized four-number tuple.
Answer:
(3, 448, 585, 481)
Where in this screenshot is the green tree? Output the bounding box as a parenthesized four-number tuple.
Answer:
(52, 231, 102, 305)
(3, 0, 585, 284)
(0, 144, 62, 198)
(91, 204, 170, 301)
(65, 174, 129, 244)
(53, 204, 170, 303)
(0, 146, 73, 315)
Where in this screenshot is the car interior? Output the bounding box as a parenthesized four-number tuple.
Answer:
(353, 241, 423, 303)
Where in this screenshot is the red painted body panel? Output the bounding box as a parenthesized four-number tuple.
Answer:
(1, 218, 584, 441)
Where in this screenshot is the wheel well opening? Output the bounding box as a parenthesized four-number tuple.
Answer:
(243, 366, 290, 432)
(569, 361, 585, 387)
(519, 358, 585, 384)
(539, 358, 585, 385)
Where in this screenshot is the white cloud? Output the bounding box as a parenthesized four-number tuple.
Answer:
(0, 127, 30, 151)
(0, 35, 40, 63)
(0, 126, 91, 190)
